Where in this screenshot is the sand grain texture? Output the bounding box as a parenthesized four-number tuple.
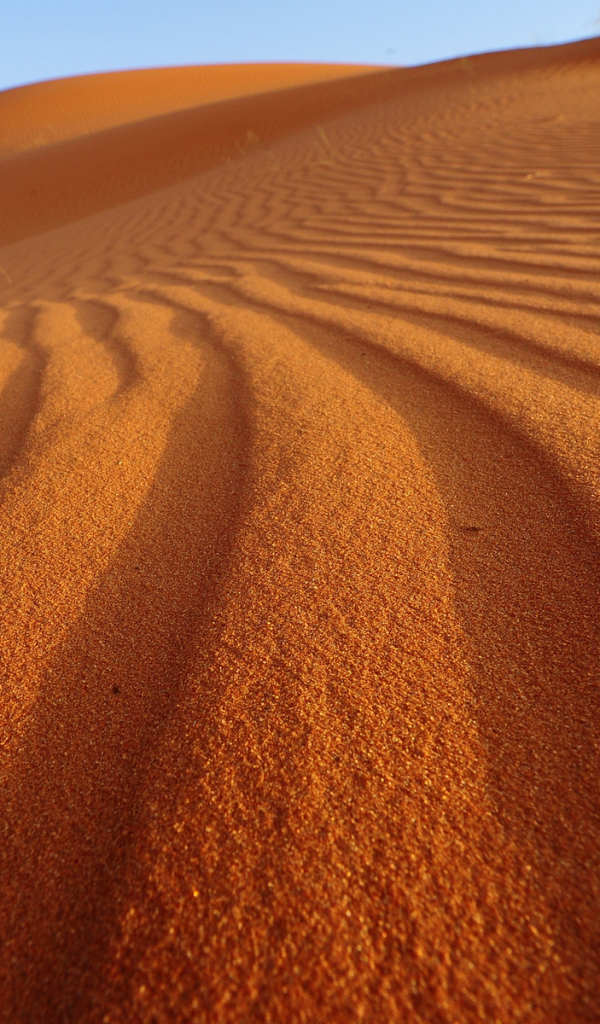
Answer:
(1, 40, 600, 1023)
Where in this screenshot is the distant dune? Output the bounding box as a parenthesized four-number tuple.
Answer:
(0, 62, 385, 157)
(1, 38, 600, 1024)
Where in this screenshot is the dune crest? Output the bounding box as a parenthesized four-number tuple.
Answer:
(1, 38, 600, 1024)
(0, 62, 385, 158)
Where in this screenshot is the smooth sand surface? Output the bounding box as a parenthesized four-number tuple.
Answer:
(1, 38, 600, 1023)
(0, 63, 384, 158)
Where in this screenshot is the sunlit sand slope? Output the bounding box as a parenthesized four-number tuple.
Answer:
(1, 36, 600, 1024)
(0, 62, 383, 157)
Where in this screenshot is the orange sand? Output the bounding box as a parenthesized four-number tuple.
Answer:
(1, 39, 600, 1023)
(0, 63, 383, 157)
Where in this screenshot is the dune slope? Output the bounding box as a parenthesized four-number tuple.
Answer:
(0, 62, 384, 158)
(1, 37, 600, 1024)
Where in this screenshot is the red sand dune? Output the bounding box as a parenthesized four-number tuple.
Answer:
(0, 62, 383, 158)
(1, 38, 600, 1023)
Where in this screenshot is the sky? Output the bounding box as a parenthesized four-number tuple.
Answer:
(1, 0, 599, 93)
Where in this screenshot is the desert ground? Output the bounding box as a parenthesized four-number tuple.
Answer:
(1, 37, 600, 1023)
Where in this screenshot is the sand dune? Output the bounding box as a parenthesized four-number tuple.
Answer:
(0, 62, 384, 158)
(1, 36, 600, 1023)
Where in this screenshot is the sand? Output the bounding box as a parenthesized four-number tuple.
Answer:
(0, 38, 599, 1023)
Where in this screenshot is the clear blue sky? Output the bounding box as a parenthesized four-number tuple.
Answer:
(1, 0, 598, 92)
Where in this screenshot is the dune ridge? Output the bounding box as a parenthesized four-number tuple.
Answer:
(1, 36, 600, 1023)
(0, 62, 384, 158)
